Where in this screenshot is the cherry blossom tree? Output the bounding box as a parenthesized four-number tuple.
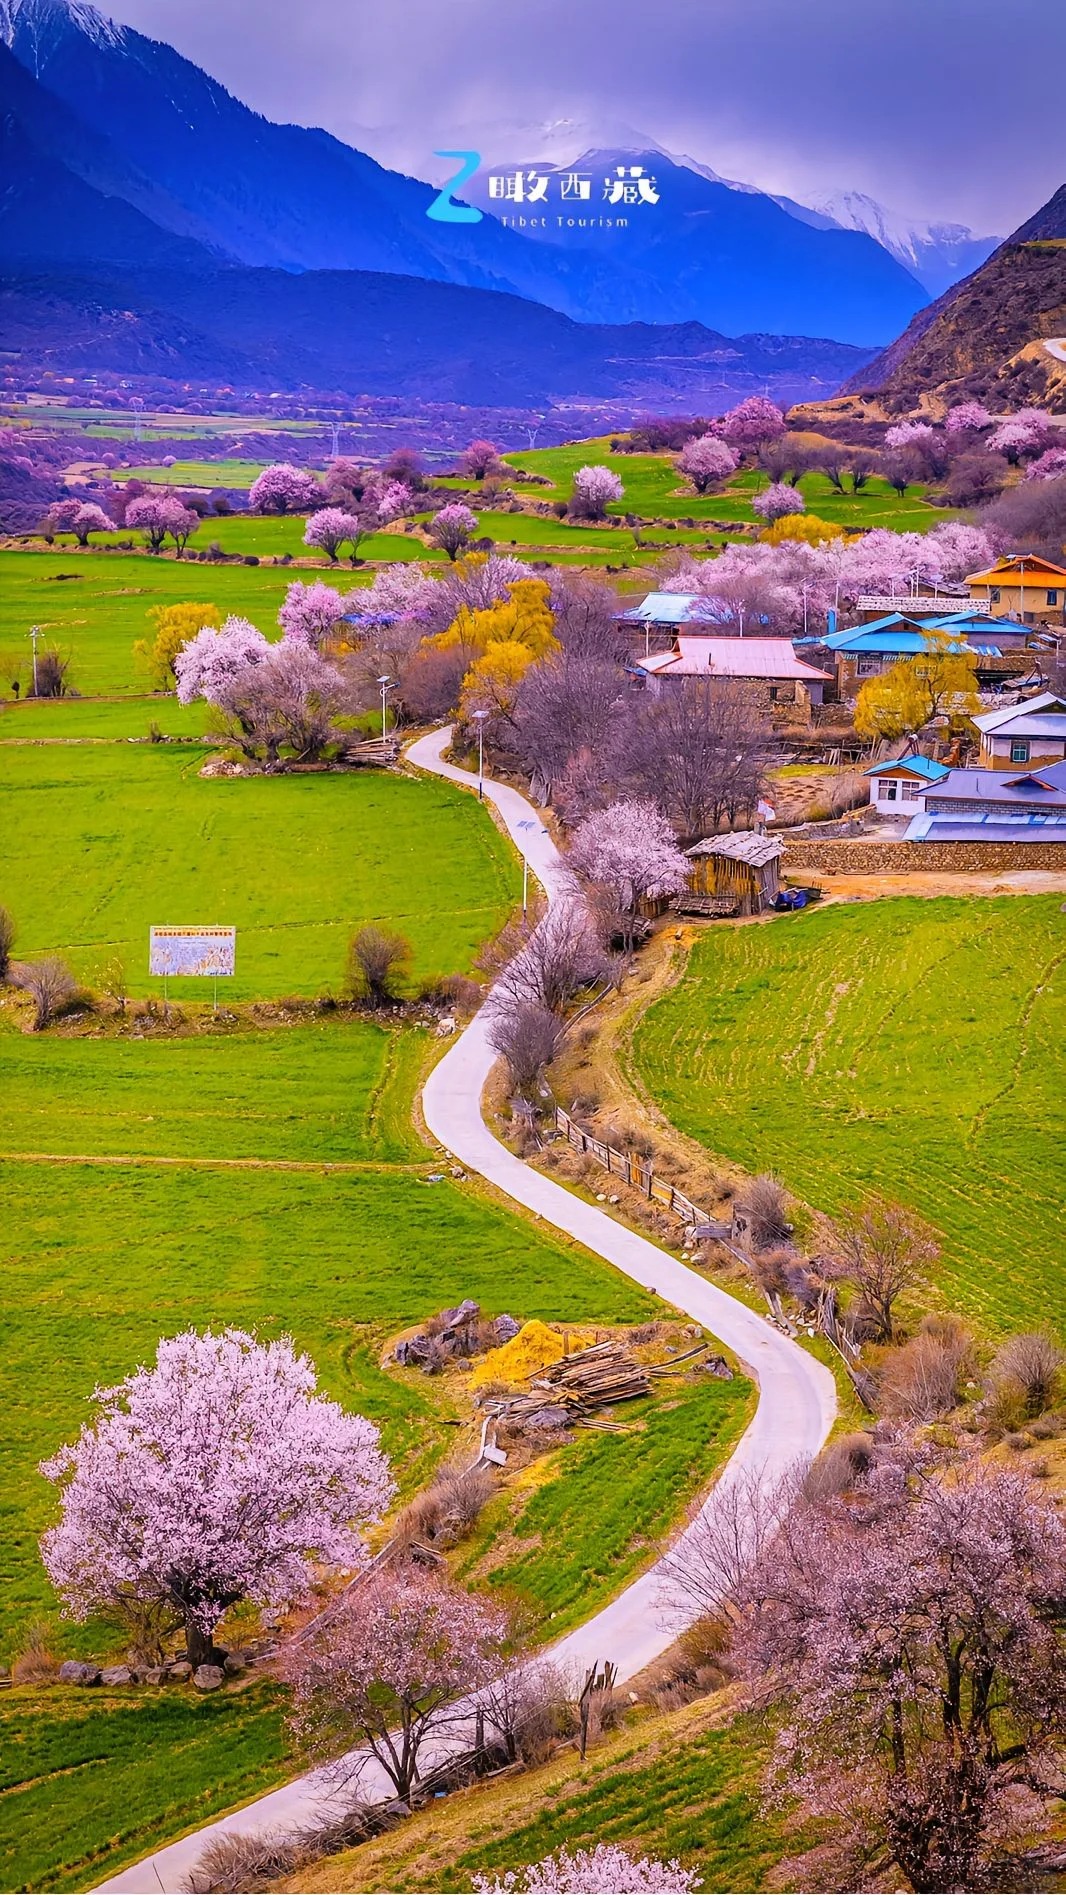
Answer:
(428, 502, 478, 561)
(945, 400, 994, 434)
(376, 480, 415, 524)
(47, 501, 104, 545)
(884, 420, 940, 451)
(988, 412, 1055, 465)
(39, 1328, 393, 1668)
(570, 465, 624, 520)
(215, 640, 347, 765)
(736, 1450, 1066, 1893)
(677, 434, 738, 493)
(303, 507, 363, 563)
(248, 462, 321, 513)
(278, 580, 349, 650)
(282, 1571, 510, 1801)
(719, 395, 787, 450)
(162, 500, 200, 555)
(473, 1845, 702, 1893)
(460, 438, 502, 479)
(125, 495, 172, 552)
(753, 481, 805, 524)
(567, 799, 689, 945)
(1026, 446, 1066, 482)
(175, 616, 271, 705)
(358, 563, 441, 626)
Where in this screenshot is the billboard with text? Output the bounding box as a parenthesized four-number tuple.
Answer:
(149, 927, 236, 977)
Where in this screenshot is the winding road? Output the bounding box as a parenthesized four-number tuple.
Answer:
(95, 731, 835, 1894)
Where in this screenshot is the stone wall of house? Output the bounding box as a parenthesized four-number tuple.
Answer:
(782, 839, 1066, 874)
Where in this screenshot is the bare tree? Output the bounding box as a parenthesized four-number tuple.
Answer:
(0, 905, 14, 981)
(346, 926, 412, 1009)
(619, 681, 771, 839)
(479, 1658, 572, 1766)
(17, 956, 78, 1029)
(660, 1463, 802, 1627)
(487, 999, 566, 1097)
(492, 903, 605, 1015)
(512, 653, 623, 793)
(877, 1318, 972, 1423)
(28, 647, 71, 699)
(832, 1197, 940, 1342)
(990, 1331, 1066, 1417)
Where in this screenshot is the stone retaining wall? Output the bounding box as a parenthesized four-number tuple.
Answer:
(782, 839, 1066, 874)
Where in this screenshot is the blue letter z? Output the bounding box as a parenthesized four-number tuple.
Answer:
(427, 150, 482, 223)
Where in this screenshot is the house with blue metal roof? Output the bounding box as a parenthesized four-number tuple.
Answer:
(863, 749, 949, 816)
(809, 611, 1040, 700)
(904, 757, 1066, 844)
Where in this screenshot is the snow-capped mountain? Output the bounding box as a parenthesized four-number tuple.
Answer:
(791, 190, 999, 295)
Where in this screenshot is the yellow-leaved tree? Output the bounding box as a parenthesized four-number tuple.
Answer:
(855, 632, 979, 743)
(134, 602, 220, 689)
(761, 513, 844, 546)
(431, 578, 559, 721)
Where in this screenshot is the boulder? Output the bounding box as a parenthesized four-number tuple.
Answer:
(193, 1664, 224, 1692)
(142, 1667, 165, 1686)
(222, 1651, 247, 1675)
(166, 1660, 193, 1681)
(99, 1665, 132, 1686)
(59, 1660, 100, 1686)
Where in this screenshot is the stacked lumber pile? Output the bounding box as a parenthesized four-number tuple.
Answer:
(537, 1339, 651, 1408)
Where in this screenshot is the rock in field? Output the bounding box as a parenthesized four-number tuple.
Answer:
(99, 1665, 132, 1686)
(193, 1664, 224, 1691)
(58, 1660, 101, 1686)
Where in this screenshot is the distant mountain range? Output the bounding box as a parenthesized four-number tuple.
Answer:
(0, 0, 939, 350)
(844, 182, 1066, 414)
(777, 191, 998, 298)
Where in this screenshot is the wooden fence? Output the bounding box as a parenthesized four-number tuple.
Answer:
(553, 1105, 713, 1230)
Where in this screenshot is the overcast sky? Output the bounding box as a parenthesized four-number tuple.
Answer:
(108, 0, 1063, 233)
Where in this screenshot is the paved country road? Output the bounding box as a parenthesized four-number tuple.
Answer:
(95, 729, 835, 1893)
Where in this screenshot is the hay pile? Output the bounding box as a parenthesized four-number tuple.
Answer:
(469, 1320, 575, 1388)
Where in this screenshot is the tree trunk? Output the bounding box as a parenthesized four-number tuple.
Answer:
(184, 1614, 223, 1669)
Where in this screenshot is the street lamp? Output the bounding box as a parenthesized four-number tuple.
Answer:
(377, 674, 393, 744)
(29, 624, 40, 697)
(472, 709, 488, 799)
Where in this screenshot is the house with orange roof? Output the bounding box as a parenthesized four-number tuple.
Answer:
(966, 553, 1066, 625)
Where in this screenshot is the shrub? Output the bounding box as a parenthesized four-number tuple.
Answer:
(0, 904, 14, 981)
(990, 1331, 1066, 1417)
(346, 925, 412, 1009)
(15, 956, 79, 1029)
(12, 1620, 58, 1684)
(736, 1173, 790, 1250)
(801, 1432, 876, 1504)
(184, 1828, 306, 1893)
(877, 1317, 972, 1422)
(29, 647, 71, 698)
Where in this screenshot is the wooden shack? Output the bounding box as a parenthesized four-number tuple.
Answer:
(679, 833, 784, 917)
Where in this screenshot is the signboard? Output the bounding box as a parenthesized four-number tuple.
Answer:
(149, 927, 236, 978)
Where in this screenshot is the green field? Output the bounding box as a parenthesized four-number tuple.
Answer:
(0, 1016, 428, 1164)
(111, 458, 270, 488)
(0, 1684, 289, 1893)
(0, 744, 517, 996)
(0, 696, 213, 739)
(630, 897, 1066, 1334)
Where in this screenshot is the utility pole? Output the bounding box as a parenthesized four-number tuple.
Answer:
(29, 624, 40, 696)
(473, 709, 488, 798)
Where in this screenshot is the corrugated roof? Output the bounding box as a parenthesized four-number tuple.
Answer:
(865, 753, 949, 782)
(616, 592, 724, 625)
(974, 692, 1066, 735)
(923, 763, 1066, 808)
(635, 637, 830, 682)
(905, 813, 1066, 843)
(687, 831, 785, 866)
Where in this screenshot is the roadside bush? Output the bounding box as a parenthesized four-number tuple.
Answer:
(15, 956, 79, 1029)
(417, 972, 482, 1013)
(801, 1431, 876, 1504)
(877, 1316, 972, 1422)
(990, 1330, 1066, 1417)
(12, 1620, 58, 1684)
(736, 1173, 790, 1250)
(29, 647, 71, 698)
(345, 925, 412, 1009)
(184, 1829, 306, 1893)
(0, 904, 14, 980)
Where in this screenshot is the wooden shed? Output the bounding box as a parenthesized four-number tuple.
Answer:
(680, 832, 785, 918)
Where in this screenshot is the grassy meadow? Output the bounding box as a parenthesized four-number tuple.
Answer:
(0, 743, 518, 996)
(630, 897, 1066, 1335)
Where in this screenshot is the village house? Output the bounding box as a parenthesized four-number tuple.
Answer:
(904, 757, 1066, 844)
(631, 635, 831, 710)
(613, 592, 720, 656)
(812, 612, 1030, 699)
(966, 553, 1066, 626)
(972, 692, 1066, 768)
(679, 832, 785, 917)
(863, 750, 949, 816)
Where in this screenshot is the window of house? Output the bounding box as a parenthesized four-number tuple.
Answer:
(1048, 590, 1059, 606)
(990, 588, 1001, 603)
(882, 779, 899, 801)
(857, 656, 880, 676)
(901, 781, 921, 800)
(1010, 740, 1031, 763)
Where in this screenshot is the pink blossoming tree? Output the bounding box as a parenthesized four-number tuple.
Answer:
(677, 434, 738, 493)
(473, 1846, 702, 1893)
(175, 616, 271, 704)
(428, 502, 478, 561)
(945, 400, 994, 434)
(278, 580, 350, 649)
(720, 396, 787, 450)
(282, 1571, 510, 1801)
(215, 640, 348, 765)
(126, 494, 199, 554)
(752, 481, 805, 524)
(248, 462, 321, 514)
(883, 420, 939, 451)
(567, 799, 689, 945)
(303, 507, 364, 563)
(570, 465, 624, 520)
(376, 480, 415, 524)
(43, 499, 115, 544)
(39, 1328, 394, 1667)
(736, 1450, 1066, 1893)
(358, 563, 441, 625)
